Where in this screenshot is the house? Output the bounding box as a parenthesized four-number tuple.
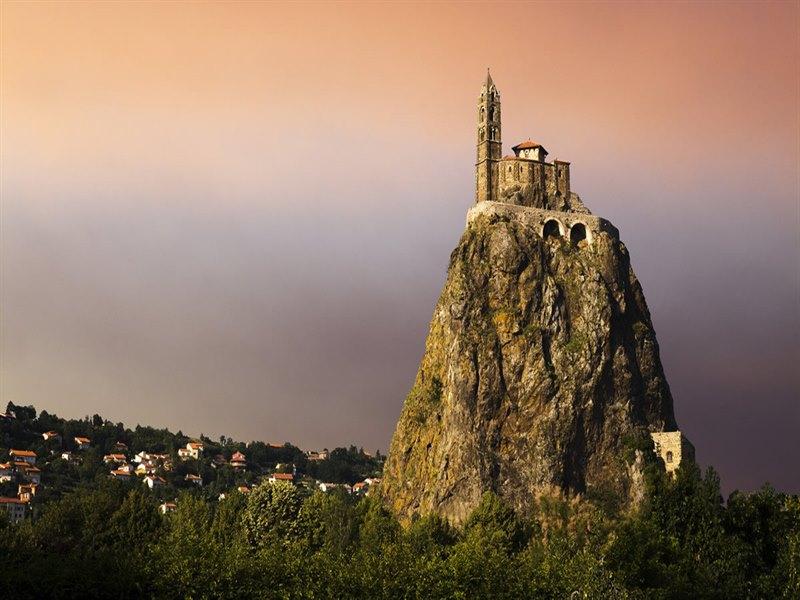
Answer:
(143, 475, 166, 489)
(135, 463, 154, 476)
(0, 463, 12, 483)
(268, 473, 294, 485)
(9, 449, 36, 465)
(236, 485, 251, 494)
(318, 482, 351, 493)
(211, 454, 227, 468)
(352, 481, 368, 494)
(0, 497, 27, 524)
(0, 411, 16, 420)
(117, 463, 134, 474)
(159, 502, 177, 514)
(74, 437, 91, 450)
(23, 466, 41, 485)
(18, 483, 38, 502)
(178, 441, 204, 460)
(306, 450, 329, 461)
(42, 431, 61, 441)
(133, 451, 151, 464)
(363, 478, 381, 485)
(230, 451, 247, 470)
(103, 453, 127, 465)
(112, 441, 128, 451)
(111, 469, 132, 481)
(185, 473, 202, 486)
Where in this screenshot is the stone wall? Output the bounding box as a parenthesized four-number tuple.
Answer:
(466, 201, 619, 245)
(496, 158, 571, 211)
(650, 431, 695, 474)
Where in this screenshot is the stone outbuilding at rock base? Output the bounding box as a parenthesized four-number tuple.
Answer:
(650, 431, 695, 474)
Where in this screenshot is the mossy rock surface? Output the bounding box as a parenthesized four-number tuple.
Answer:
(381, 209, 676, 524)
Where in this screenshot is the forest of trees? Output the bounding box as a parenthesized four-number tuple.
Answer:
(0, 403, 797, 598)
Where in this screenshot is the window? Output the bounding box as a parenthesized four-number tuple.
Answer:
(666, 451, 673, 463)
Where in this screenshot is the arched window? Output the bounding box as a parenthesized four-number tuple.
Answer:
(479, 106, 486, 122)
(489, 106, 497, 122)
(543, 220, 562, 239)
(570, 223, 588, 245)
(666, 451, 673, 463)
(479, 127, 485, 141)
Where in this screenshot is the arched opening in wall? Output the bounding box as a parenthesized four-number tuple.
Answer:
(489, 106, 497, 122)
(479, 128, 485, 141)
(542, 219, 562, 240)
(570, 223, 588, 246)
(479, 107, 485, 122)
(666, 451, 673, 464)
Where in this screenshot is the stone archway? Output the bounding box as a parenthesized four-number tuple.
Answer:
(542, 219, 563, 239)
(570, 222, 588, 245)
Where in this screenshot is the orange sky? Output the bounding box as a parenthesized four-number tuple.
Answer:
(1, 1, 798, 493)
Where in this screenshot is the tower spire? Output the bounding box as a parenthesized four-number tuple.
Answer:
(475, 71, 501, 203)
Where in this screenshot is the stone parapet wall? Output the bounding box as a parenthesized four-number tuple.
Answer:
(467, 201, 619, 244)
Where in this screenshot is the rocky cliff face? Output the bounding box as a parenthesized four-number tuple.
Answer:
(381, 201, 677, 524)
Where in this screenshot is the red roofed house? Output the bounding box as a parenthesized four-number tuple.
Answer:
(111, 469, 132, 481)
(9, 449, 36, 465)
(178, 441, 204, 461)
(103, 453, 127, 465)
(185, 473, 202, 486)
(159, 502, 177, 514)
(0, 497, 27, 524)
(74, 437, 91, 450)
(23, 466, 41, 485)
(0, 463, 12, 483)
(268, 472, 294, 484)
(42, 431, 61, 442)
(230, 452, 247, 470)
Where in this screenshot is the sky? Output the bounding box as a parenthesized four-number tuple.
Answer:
(1, 1, 798, 494)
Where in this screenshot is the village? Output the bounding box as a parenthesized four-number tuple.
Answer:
(0, 405, 383, 524)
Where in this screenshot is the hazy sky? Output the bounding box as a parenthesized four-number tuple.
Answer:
(2, 2, 798, 494)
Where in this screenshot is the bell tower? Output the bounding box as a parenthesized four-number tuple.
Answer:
(476, 70, 501, 203)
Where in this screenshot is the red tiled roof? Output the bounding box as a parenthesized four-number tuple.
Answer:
(0, 497, 25, 504)
(511, 140, 543, 151)
(10, 449, 36, 457)
(271, 473, 293, 480)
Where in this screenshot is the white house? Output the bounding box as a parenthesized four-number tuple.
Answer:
(42, 431, 61, 441)
(0, 497, 27, 524)
(178, 442, 204, 460)
(318, 482, 350, 493)
(143, 475, 166, 489)
(0, 463, 12, 483)
(268, 473, 294, 485)
(159, 502, 177, 514)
